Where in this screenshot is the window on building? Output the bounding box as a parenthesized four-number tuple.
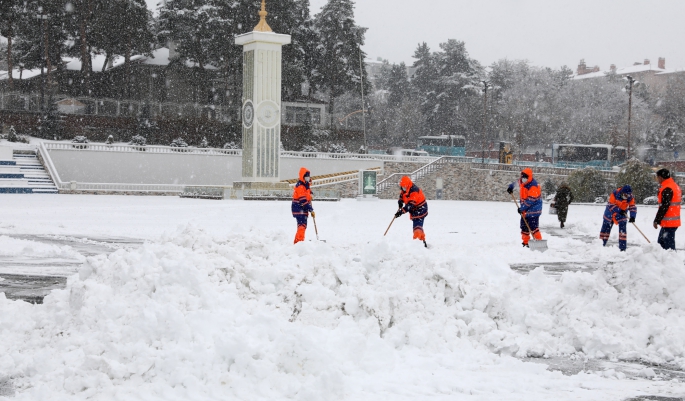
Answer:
(285, 106, 322, 125)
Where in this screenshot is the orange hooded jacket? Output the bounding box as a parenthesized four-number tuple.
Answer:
(292, 167, 313, 215)
(399, 176, 427, 219)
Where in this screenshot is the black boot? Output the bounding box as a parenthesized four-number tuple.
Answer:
(560, 221, 565, 228)
(522, 242, 529, 248)
(423, 240, 428, 248)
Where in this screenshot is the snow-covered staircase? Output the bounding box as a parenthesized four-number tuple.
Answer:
(0, 152, 58, 194)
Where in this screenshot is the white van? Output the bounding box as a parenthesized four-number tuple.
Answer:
(388, 148, 430, 157)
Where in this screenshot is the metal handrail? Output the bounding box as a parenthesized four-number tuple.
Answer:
(471, 162, 618, 179)
(281, 150, 437, 163)
(376, 156, 472, 193)
(289, 167, 383, 188)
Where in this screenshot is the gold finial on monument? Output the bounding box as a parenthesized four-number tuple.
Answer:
(254, 0, 273, 32)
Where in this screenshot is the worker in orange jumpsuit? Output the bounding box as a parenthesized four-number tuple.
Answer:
(395, 176, 429, 247)
(292, 167, 315, 244)
(600, 185, 636, 251)
(653, 169, 681, 250)
(507, 168, 543, 247)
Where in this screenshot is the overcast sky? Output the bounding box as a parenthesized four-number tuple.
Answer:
(139, 0, 685, 72)
(307, 0, 685, 72)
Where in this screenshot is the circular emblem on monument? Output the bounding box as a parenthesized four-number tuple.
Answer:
(243, 101, 254, 128)
(257, 101, 280, 128)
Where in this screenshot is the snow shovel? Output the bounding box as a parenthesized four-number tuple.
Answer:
(312, 214, 326, 243)
(510, 193, 548, 252)
(384, 209, 401, 236)
(631, 222, 651, 244)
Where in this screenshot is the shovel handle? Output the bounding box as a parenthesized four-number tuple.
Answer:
(384, 209, 401, 236)
(312, 214, 319, 240)
(510, 192, 538, 241)
(631, 222, 651, 244)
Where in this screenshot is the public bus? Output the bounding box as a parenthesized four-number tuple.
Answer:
(552, 144, 627, 168)
(417, 135, 466, 157)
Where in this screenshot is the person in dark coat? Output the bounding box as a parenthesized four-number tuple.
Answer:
(553, 182, 574, 228)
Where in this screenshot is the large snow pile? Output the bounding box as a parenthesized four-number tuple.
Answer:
(2, 225, 685, 400)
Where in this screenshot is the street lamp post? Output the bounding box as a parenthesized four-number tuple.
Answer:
(359, 46, 367, 153)
(482, 80, 489, 164)
(626, 75, 636, 158)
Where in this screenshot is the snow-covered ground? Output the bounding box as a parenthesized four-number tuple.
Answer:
(1, 195, 685, 400)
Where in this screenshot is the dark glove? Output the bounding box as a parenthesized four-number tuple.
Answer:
(507, 186, 514, 194)
(619, 210, 627, 217)
(517, 208, 522, 214)
(394, 210, 403, 219)
(398, 200, 403, 209)
(629, 217, 635, 223)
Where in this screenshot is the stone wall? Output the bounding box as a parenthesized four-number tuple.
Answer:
(329, 160, 573, 202)
(314, 159, 685, 203)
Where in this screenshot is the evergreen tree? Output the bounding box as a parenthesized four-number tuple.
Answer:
(568, 168, 608, 203)
(314, 0, 368, 126)
(14, 0, 70, 91)
(432, 39, 482, 137)
(410, 42, 439, 135)
(386, 63, 409, 109)
(0, 0, 21, 90)
(208, 0, 317, 108)
(158, 0, 216, 70)
(7, 125, 18, 142)
(63, 0, 96, 95)
(615, 159, 659, 203)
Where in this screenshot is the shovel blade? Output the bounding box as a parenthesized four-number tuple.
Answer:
(529, 240, 548, 252)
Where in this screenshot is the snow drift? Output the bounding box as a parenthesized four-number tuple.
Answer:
(2, 225, 685, 400)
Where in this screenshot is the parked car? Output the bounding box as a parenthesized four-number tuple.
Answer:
(643, 196, 658, 205)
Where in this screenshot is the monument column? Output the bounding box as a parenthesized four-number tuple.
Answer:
(234, 0, 291, 190)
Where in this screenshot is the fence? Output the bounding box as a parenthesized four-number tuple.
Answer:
(44, 141, 437, 162)
(43, 141, 243, 156)
(0, 91, 233, 122)
(281, 150, 437, 164)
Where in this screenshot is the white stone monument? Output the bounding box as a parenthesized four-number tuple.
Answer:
(232, 0, 292, 198)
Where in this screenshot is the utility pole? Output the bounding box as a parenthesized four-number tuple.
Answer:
(626, 75, 636, 159)
(482, 80, 489, 164)
(359, 46, 367, 153)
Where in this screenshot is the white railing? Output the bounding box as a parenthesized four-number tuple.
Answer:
(43, 141, 243, 156)
(281, 150, 437, 163)
(39, 142, 64, 185)
(44, 141, 444, 163)
(63, 182, 184, 192)
(376, 156, 472, 193)
(39, 143, 185, 193)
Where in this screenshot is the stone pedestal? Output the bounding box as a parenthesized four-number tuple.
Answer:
(228, 181, 291, 200)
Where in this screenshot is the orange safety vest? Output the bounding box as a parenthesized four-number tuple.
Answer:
(659, 178, 682, 228)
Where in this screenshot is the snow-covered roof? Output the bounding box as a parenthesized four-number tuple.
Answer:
(0, 47, 216, 81)
(64, 54, 144, 72)
(574, 63, 670, 80)
(137, 47, 218, 70)
(656, 68, 685, 76)
(0, 68, 43, 80)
